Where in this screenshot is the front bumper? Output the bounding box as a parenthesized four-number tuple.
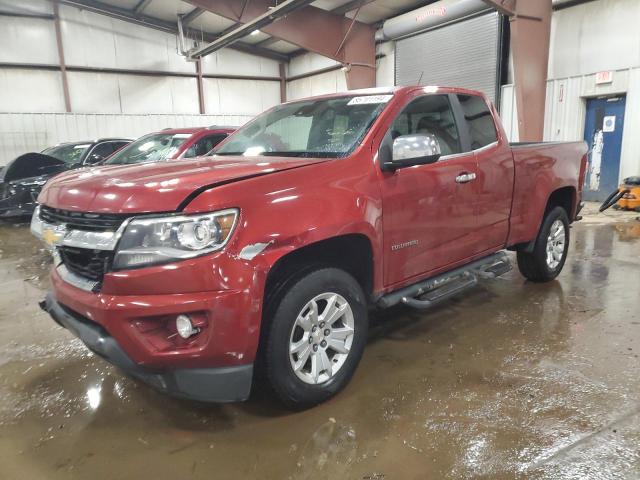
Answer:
(41, 293, 253, 403)
(0, 183, 40, 218)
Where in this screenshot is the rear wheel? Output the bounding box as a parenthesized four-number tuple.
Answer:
(263, 268, 368, 409)
(517, 206, 570, 282)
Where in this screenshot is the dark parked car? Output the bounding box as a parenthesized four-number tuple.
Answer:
(0, 138, 131, 218)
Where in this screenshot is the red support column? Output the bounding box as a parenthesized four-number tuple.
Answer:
(483, 0, 552, 141)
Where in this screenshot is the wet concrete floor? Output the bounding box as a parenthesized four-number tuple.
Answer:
(0, 206, 639, 479)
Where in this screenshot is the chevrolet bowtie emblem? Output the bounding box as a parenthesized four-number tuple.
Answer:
(41, 226, 66, 247)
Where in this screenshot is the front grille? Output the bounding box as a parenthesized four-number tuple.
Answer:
(40, 206, 127, 232)
(58, 247, 114, 282)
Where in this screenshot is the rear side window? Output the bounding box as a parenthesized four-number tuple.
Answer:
(390, 94, 461, 157)
(85, 142, 117, 164)
(457, 94, 498, 150)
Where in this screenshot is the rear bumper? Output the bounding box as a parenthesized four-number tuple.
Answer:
(41, 293, 253, 403)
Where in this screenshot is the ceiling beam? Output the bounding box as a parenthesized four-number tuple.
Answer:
(59, 0, 288, 61)
(481, 0, 516, 15)
(0, 9, 55, 19)
(133, 0, 153, 16)
(254, 0, 378, 55)
(187, 0, 316, 59)
(181, 6, 204, 25)
(332, 0, 378, 16)
(187, 0, 377, 88)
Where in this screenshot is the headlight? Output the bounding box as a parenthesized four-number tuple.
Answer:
(113, 209, 239, 269)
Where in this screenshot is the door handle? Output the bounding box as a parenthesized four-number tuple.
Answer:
(455, 172, 477, 184)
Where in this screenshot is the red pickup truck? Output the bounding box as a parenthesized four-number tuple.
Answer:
(32, 86, 587, 408)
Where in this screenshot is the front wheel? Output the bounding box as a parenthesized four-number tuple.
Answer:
(263, 268, 368, 409)
(517, 206, 570, 282)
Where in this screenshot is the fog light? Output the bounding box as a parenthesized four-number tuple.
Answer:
(176, 315, 198, 339)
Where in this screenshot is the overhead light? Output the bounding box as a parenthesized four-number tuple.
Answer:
(251, 29, 261, 35)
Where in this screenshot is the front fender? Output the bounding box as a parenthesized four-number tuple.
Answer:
(183, 155, 385, 292)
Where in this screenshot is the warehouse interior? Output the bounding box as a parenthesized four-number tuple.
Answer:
(1, 0, 640, 478)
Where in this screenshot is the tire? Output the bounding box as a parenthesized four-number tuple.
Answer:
(262, 268, 368, 409)
(517, 206, 570, 282)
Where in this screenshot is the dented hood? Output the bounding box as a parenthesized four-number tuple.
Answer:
(38, 156, 326, 213)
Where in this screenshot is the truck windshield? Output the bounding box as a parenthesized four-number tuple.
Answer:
(42, 143, 92, 164)
(214, 95, 392, 158)
(105, 133, 191, 165)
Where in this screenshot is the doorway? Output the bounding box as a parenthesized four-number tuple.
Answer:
(583, 95, 626, 201)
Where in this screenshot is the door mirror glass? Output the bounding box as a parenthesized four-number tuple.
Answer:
(386, 134, 441, 169)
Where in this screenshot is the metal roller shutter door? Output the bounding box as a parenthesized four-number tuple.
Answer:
(395, 12, 501, 104)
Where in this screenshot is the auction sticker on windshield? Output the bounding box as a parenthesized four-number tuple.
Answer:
(347, 95, 393, 106)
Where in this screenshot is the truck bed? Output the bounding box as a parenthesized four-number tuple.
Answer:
(507, 141, 588, 247)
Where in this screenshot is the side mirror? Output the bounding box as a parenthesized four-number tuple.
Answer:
(382, 134, 442, 171)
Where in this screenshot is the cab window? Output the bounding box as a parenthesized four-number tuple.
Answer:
(457, 94, 498, 150)
(85, 142, 116, 164)
(183, 134, 229, 158)
(390, 95, 461, 157)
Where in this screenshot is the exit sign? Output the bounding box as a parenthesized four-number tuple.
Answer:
(595, 71, 613, 84)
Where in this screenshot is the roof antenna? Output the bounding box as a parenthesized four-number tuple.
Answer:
(417, 71, 424, 86)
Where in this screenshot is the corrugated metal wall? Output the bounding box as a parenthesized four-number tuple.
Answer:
(0, 113, 253, 165)
(0, 2, 281, 116)
(499, 67, 640, 181)
(395, 13, 501, 104)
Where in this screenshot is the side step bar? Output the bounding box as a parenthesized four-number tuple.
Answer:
(377, 252, 512, 311)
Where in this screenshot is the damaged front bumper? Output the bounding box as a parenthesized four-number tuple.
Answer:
(0, 182, 40, 218)
(40, 293, 253, 403)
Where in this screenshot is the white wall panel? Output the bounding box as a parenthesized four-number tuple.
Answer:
(67, 72, 200, 114)
(498, 84, 518, 142)
(167, 77, 201, 114)
(0, 112, 253, 165)
(203, 78, 280, 115)
(549, 0, 640, 79)
(500, 68, 640, 182)
(59, 5, 193, 74)
(0, 69, 65, 112)
(0, 16, 58, 65)
(67, 72, 122, 114)
(619, 68, 640, 180)
(0, 0, 52, 15)
(118, 75, 180, 114)
(376, 41, 395, 88)
(288, 52, 339, 77)
(200, 49, 280, 77)
(287, 70, 347, 101)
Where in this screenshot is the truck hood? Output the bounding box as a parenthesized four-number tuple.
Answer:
(38, 156, 326, 213)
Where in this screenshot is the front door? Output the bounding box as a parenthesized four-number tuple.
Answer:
(583, 96, 626, 201)
(380, 94, 478, 287)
